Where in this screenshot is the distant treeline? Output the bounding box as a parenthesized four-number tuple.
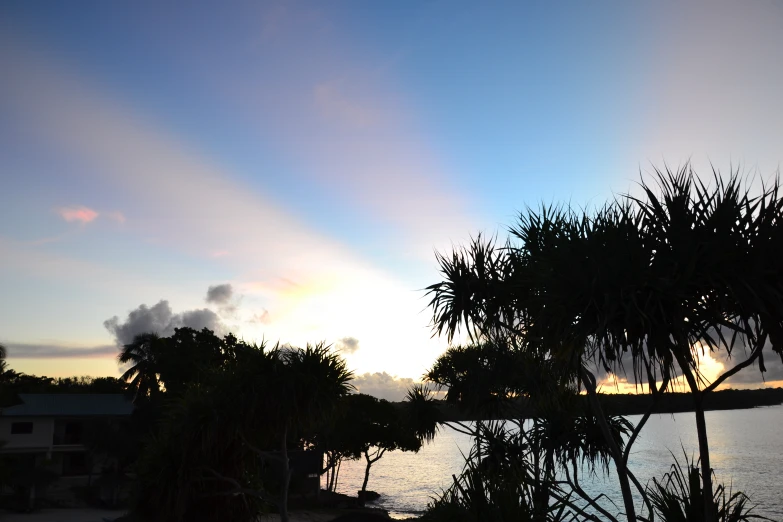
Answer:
(0, 373, 129, 408)
(600, 387, 783, 416)
(408, 388, 783, 422)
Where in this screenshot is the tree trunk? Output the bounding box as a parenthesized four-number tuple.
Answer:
(532, 431, 543, 521)
(694, 401, 715, 522)
(533, 445, 554, 522)
(325, 452, 335, 492)
(581, 369, 637, 522)
(334, 458, 342, 492)
(361, 452, 372, 495)
(329, 456, 336, 492)
(676, 354, 716, 522)
(279, 428, 291, 522)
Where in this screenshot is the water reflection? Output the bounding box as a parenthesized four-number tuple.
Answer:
(329, 405, 783, 520)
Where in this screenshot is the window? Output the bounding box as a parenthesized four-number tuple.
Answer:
(11, 422, 33, 435)
(53, 420, 84, 445)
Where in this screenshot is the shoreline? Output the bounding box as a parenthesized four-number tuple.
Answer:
(0, 507, 395, 522)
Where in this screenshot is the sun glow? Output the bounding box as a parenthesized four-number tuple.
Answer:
(598, 349, 728, 394)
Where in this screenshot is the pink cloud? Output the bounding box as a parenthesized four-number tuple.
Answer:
(57, 206, 98, 223)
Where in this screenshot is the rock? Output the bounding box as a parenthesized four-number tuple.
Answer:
(356, 490, 381, 502)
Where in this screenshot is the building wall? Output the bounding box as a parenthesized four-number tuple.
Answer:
(0, 417, 54, 450)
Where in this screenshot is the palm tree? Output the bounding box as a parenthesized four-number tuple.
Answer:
(118, 333, 164, 401)
(426, 166, 783, 522)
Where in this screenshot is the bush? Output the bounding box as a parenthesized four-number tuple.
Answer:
(641, 452, 770, 522)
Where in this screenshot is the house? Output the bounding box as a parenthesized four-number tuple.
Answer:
(0, 394, 133, 507)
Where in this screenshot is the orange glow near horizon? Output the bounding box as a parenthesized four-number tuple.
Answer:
(595, 350, 782, 394)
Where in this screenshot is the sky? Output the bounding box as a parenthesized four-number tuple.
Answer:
(1, 1, 782, 398)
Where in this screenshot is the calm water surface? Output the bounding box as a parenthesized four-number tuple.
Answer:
(328, 405, 783, 520)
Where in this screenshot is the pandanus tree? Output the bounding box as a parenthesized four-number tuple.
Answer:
(428, 233, 646, 521)
(132, 340, 354, 522)
(205, 341, 355, 522)
(625, 168, 783, 521)
(425, 341, 633, 521)
(427, 165, 783, 522)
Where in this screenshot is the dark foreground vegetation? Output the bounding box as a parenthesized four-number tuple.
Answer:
(0, 334, 438, 522)
(2, 164, 782, 522)
(422, 166, 782, 522)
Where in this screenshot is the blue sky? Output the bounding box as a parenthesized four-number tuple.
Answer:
(2, 1, 782, 391)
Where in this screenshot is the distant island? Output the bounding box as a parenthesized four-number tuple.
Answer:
(416, 388, 783, 422)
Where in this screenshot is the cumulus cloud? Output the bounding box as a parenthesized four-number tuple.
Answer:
(336, 336, 360, 354)
(351, 372, 417, 402)
(588, 335, 783, 390)
(104, 299, 223, 346)
(714, 343, 783, 385)
(3, 343, 116, 359)
(206, 283, 233, 305)
(56, 206, 98, 223)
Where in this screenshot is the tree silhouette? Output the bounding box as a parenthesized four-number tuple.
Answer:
(426, 166, 783, 522)
(118, 332, 164, 401)
(425, 341, 633, 521)
(156, 327, 228, 394)
(132, 340, 354, 522)
(623, 168, 783, 520)
(338, 393, 424, 499)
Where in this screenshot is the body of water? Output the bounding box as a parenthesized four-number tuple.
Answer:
(327, 405, 783, 519)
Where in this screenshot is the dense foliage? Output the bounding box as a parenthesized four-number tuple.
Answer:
(425, 166, 779, 521)
(128, 333, 354, 522)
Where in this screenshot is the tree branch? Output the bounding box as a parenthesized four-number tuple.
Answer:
(703, 341, 765, 394)
(200, 467, 275, 503)
(240, 431, 283, 462)
(558, 463, 619, 522)
(626, 466, 654, 521)
(624, 372, 670, 465)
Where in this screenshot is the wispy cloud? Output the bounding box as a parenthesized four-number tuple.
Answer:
(189, 3, 477, 255)
(0, 26, 452, 379)
(56, 205, 98, 223)
(4, 342, 116, 359)
(0, 35, 354, 275)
